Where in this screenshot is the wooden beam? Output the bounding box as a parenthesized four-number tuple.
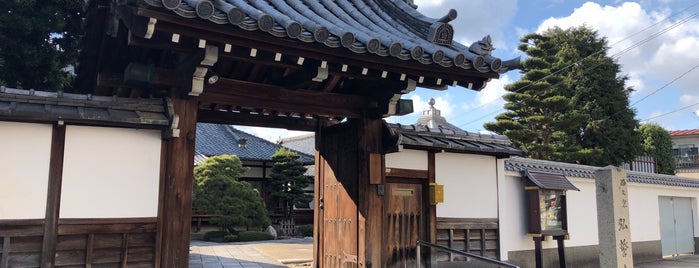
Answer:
(1, 235, 9, 268)
(385, 168, 428, 179)
(428, 151, 437, 265)
(117, 5, 156, 39)
(159, 97, 197, 268)
(41, 123, 66, 267)
(197, 109, 337, 132)
(200, 78, 377, 118)
(120, 233, 129, 268)
(85, 234, 94, 268)
(272, 66, 327, 89)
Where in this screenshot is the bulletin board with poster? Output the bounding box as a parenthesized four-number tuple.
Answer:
(523, 170, 579, 236)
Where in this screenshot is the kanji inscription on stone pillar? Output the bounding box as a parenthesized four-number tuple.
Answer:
(596, 166, 633, 268)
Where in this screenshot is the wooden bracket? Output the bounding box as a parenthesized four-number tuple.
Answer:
(385, 79, 416, 116)
(163, 98, 180, 138)
(189, 45, 218, 96)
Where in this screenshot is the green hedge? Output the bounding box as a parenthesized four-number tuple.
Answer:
(203, 230, 229, 242)
(223, 234, 238, 242)
(238, 231, 275, 242)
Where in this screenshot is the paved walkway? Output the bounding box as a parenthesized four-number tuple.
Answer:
(191, 238, 699, 268)
(189, 238, 313, 268)
(636, 254, 699, 268)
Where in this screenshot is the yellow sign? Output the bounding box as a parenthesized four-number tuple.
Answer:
(429, 182, 444, 205)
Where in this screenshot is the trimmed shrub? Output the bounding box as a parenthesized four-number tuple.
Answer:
(297, 224, 313, 237)
(223, 234, 238, 242)
(238, 231, 275, 242)
(203, 230, 229, 242)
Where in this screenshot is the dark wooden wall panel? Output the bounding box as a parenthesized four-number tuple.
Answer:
(435, 218, 500, 263)
(0, 220, 45, 268)
(8, 252, 41, 268)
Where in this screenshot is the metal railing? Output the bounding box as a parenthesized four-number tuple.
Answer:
(674, 154, 699, 169)
(416, 240, 519, 268)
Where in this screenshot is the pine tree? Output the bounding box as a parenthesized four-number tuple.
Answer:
(0, 0, 83, 91)
(639, 124, 675, 175)
(485, 26, 641, 166)
(267, 148, 312, 222)
(193, 155, 270, 233)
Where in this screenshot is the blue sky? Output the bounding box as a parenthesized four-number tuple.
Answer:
(241, 0, 699, 142)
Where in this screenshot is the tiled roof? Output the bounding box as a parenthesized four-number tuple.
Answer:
(280, 133, 316, 156)
(669, 129, 699, 136)
(388, 123, 524, 157)
(0, 86, 169, 126)
(141, 0, 518, 73)
(505, 157, 699, 188)
(525, 170, 580, 191)
(195, 123, 314, 164)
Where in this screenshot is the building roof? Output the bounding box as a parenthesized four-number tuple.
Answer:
(388, 123, 524, 157)
(280, 133, 316, 156)
(525, 170, 580, 191)
(0, 86, 170, 127)
(195, 123, 314, 165)
(506, 157, 699, 188)
(669, 129, 699, 137)
(386, 98, 523, 157)
(140, 0, 518, 75)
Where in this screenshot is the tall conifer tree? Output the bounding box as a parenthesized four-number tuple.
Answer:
(267, 148, 311, 222)
(485, 26, 641, 166)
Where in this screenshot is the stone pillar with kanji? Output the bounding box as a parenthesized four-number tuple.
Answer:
(596, 166, 633, 268)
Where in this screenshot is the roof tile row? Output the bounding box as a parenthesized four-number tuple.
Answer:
(141, 0, 518, 73)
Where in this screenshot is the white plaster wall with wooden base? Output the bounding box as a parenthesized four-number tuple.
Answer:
(0, 121, 163, 267)
(499, 170, 699, 266)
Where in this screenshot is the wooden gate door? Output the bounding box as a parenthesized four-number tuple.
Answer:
(385, 177, 427, 267)
(317, 122, 360, 267)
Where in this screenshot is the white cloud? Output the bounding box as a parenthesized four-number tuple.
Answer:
(534, 1, 699, 97)
(468, 74, 512, 110)
(679, 94, 699, 106)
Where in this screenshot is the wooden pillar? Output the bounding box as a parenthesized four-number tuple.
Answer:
(427, 151, 437, 267)
(41, 123, 66, 268)
(555, 235, 567, 268)
(159, 97, 198, 267)
(533, 236, 543, 268)
(358, 118, 384, 267)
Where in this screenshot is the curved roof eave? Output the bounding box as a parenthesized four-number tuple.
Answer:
(139, 0, 520, 75)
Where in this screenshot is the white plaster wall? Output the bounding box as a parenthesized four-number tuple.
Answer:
(435, 153, 498, 218)
(60, 126, 162, 218)
(499, 174, 599, 260)
(498, 170, 528, 260)
(628, 184, 699, 241)
(564, 179, 599, 245)
(499, 171, 699, 261)
(385, 149, 428, 170)
(0, 122, 52, 219)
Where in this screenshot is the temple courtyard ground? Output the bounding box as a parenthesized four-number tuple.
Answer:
(189, 238, 699, 267)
